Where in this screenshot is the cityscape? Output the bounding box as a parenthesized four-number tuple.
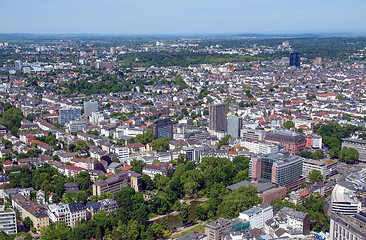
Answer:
(0, 1, 366, 240)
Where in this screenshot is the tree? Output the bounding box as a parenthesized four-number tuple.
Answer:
(141, 174, 154, 190)
(152, 138, 171, 152)
(179, 204, 191, 225)
(312, 150, 325, 160)
(41, 221, 70, 240)
(135, 129, 155, 145)
(339, 147, 359, 163)
(217, 186, 262, 218)
(23, 216, 33, 229)
(283, 120, 295, 129)
(309, 170, 323, 184)
(217, 135, 231, 149)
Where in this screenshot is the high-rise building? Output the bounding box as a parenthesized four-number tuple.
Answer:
(289, 52, 300, 67)
(83, 100, 99, 117)
(59, 107, 81, 125)
(227, 116, 243, 138)
(249, 153, 304, 190)
(14, 60, 23, 72)
(0, 205, 17, 235)
(151, 119, 173, 139)
(209, 103, 227, 132)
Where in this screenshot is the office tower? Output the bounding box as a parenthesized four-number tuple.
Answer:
(151, 119, 173, 139)
(110, 47, 115, 55)
(289, 52, 300, 67)
(0, 206, 17, 235)
(14, 60, 23, 72)
(209, 103, 227, 132)
(59, 107, 81, 125)
(227, 116, 243, 138)
(249, 153, 304, 190)
(83, 100, 99, 117)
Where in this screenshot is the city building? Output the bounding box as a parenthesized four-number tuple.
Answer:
(83, 100, 99, 117)
(238, 203, 273, 229)
(302, 159, 338, 181)
(265, 207, 310, 237)
(59, 107, 81, 125)
(92, 171, 141, 196)
(0, 205, 17, 235)
(205, 218, 234, 240)
(114, 147, 129, 162)
(241, 126, 266, 141)
(47, 203, 87, 228)
(66, 120, 88, 133)
(331, 182, 362, 215)
(289, 52, 300, 67)
(151, 119, 173, 139)
(250, 153, 304, 190)
(209, 103, 227, 132)
(142, 162, 173, 179)
(227, 116, 243, 138)
(265, 130, 306, 155)
(330, 212, 366, 240)
(342, 138, 366, 163)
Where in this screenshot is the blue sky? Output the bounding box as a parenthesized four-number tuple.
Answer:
(0, 0, 365, 34)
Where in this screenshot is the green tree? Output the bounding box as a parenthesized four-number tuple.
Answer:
(23, 216, 33, 229)
(217, 135, 231, 149)
(40, 221, 70, 240)
(135, 129, 155, 145)
(339, 147, 359, 163)
(179, 204, 191, 225)
(283, 120, 295, 129)
(309, 170, 323, 183)
(152, 138, 171, 152)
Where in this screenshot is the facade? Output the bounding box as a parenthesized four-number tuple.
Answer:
(66, 120, 88, 133)
(209, 103, 227, 132)
(238, 203, 273, 229)
(114, 147, 129, 162)
(0, 206, 17, 235)
(342, 138, 366, 163)
(205, 218, 233, 240)
(310, 134, 322, 149)
(12, 193, 49, 232)
(92, 171, 142, 196)
(330, 212, 366, 240)
(289, 52, 300, 67)
(83, 100, 99, 117)
(59, 107, 81, 125)
(47, 203, 87, 228)
(302, 159, 338, 181)
(265, 130, 306, 155)
(142, 162, 173, 179)
(241, 127, 266, 141)
(249, 153, 304, 189)
(227, 116, 243, 138)
(331, 182, 362, 216)
(151, 119, 173, 139)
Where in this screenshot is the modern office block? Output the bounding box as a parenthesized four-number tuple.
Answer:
(151, 119, 173, 139)
(290, 52, 300, 67)
(227, 116, 243, 138)
(209, 103, 227, 132)
(83, 100, 99, 117)
(59, 107, 81, 125)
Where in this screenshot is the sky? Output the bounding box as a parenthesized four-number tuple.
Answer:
(0, 0, 365, 35)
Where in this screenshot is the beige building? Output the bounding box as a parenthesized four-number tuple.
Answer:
(205, 218, 233, 240)
(92, 171, 141, 196)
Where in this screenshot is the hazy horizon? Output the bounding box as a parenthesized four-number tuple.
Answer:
(1, 0, 365, 35)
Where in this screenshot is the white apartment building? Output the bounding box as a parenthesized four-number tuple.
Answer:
(0, 206, 17, 235)
(238, 203, 273, 229)
(47, 203, 87, 228)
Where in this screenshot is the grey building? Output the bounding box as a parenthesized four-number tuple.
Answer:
(0, 205, 17, 235)
(209, 103, 227, 132)
(342, 138, 366, 163)
(330, 212, 366, 240)
(83, 100, 99, 117)
(59, 107, 81, 125)
(227, 116, 243, 138)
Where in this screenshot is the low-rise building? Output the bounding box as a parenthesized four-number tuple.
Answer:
(92, 171, 141, 196)
(142, 162, 173, 179)
(302, 158, 338, 181)
(47, 202, 87, 228)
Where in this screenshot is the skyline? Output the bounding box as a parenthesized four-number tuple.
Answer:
(0, 0, 365, 35)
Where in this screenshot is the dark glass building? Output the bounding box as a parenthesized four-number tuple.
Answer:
(289, 52, 300, 67)
(151, 119, 173, 139)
